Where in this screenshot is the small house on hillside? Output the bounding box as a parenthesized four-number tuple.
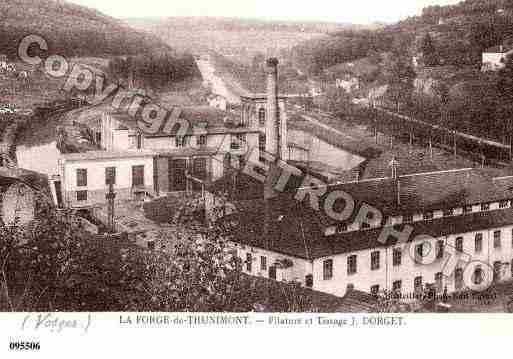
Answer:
(482, 45, 513, 72)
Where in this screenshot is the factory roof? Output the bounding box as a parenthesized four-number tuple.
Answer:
(108, 106, 258, 137)
(60, 150, 156, 161)
(229, 206, 513, 260)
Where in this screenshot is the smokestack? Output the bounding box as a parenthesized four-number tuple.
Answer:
(265, 58, 280, 160)
(264, 58, 281, 242)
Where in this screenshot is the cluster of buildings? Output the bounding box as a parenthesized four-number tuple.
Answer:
(4, 56, 513, 305)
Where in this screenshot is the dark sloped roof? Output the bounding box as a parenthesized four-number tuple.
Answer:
(230, 207, 513, 259)
(484, 45, 513, 53)
(109, 106, 253, 137)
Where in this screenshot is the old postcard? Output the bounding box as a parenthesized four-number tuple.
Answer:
(1, 0, 513, 356)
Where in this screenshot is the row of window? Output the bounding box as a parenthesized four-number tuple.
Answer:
(175, 135, 208, 148)
(370, 260, 513, 295)
(323, 229, 512, 279)
(76, 166, 145, 189)
(336, 200, 512, 235)
(404, 201, 510, 224)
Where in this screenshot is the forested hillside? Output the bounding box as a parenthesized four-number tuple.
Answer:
(0, 0, 171, 59)
(291, 0, 513, 76)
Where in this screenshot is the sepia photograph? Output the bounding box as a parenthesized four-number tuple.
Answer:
(1, 0, 513, 356)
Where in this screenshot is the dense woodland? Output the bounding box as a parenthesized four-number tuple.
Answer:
(0, 0, 171, 59)
(291, 0, 513, 76)
(107, 53, 200, 89)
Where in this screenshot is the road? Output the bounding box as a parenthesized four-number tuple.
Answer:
(194, 57, 242, 104)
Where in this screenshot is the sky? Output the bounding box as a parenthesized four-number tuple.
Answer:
(69, 0, 462, 24)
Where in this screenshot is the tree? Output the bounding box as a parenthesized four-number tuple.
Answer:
(497, 54, 513, 159)
(318, 85, 352, 114)
(432, 81, 450, 145)
(420, 33, 440, 66)
(1, 192, 313, 312)
(382, 52, 416, 112)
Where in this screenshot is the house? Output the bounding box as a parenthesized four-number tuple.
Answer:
(482, 45, 513, 72)
(58, 150, 156, 208)
(240, 93, 289, 162)
(223, 167, 513, 299)
(99, 106, 261, 193)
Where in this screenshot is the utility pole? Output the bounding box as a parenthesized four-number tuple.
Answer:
(106, 182, 116, 233)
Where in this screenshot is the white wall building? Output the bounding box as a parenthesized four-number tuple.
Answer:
(482, 45, 513, 72)
(226, 168, 513, 299)
(99, 106, 261, 192)
(58, 150, 155, 208)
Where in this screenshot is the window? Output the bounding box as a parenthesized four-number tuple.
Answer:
(132, 165, 145, 187)
(414, 276, 423, 293)
(76, 168, 87, 187)
(198, 135, 207, 147)
(473, 266, 483, 285)
(436, 240, 444, 259)
(455, 237, 463, 253)
(246, 253, 252, 272)
(392, 280, 402, 294)
(415, 243, 424, 263)
(423, 212, 434, 220)
(76, 190, 87, 201)
(475, 233, 483, 253)
(260, 256, 267, 271)
(323, 259, 333, 280)
(500, 200, 509, 209)
(393, 248, 402, 266)
(230, 134, 246, 150)
(481, 203, 490, 211)
(361, 222, 371, 229)
(258, 108, 266, 126)
(463, 205, 473, 214)
(435, 272, 443, 292)
(494, 230, 502, 249)
(371, 251, 380, 271)
(443, 209, 454, 217)
(347, 255, 357, 275)
(371, 285, 380, 296)
(176, 136, 190, 147)
(105, 167, 116, 185)
(455, 268, 464, 290)
(305, 274, 313, 288)
(493, 261, 502, 282)
(511, 260, 513, 278)
(337, 224, 348, 233)
(403, 214, 413, 223)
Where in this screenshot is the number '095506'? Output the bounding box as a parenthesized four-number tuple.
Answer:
(9, 342, 41, 350)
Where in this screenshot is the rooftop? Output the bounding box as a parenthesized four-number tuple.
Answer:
(109, 106, 257, 137)
(60, 150, 156, 161)
(230, 206, 513, 260)
(225, 168, 513, 258)
(484, 45, 513, 54)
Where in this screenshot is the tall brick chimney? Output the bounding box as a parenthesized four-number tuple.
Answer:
(265, 57, 280, 160)
(264, 58, 281, 240)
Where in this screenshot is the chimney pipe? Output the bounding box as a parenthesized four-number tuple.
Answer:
(265, 57, 280, 160)
(264, 58, 280, 242)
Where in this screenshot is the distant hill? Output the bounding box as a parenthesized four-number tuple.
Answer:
(126, 16, 376, 63)
(291, 0, 513, 76)
(0, 0, 172, 60)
